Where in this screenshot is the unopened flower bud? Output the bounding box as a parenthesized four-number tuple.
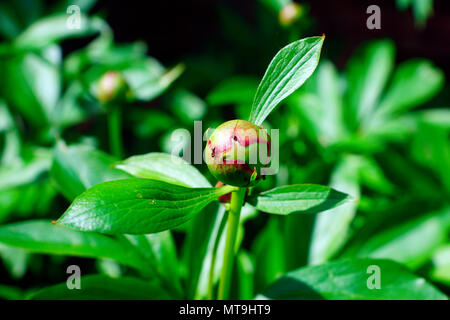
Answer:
(205, 119, 271, 187)
(279, 2, 302, 26)
(96, 71, 129, 104)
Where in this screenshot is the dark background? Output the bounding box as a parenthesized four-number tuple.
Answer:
(93, 0, 450, 74)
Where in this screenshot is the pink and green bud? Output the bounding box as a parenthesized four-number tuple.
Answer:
(96, 71, 129, 104)
(205, 119, 271, 187)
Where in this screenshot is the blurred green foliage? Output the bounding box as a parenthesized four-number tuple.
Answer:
(0, 0, 448, 300)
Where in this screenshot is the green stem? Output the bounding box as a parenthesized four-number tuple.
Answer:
(206, 209, 228, 300)
(218, 188, 246, 300)
(108, 106, 123, 158)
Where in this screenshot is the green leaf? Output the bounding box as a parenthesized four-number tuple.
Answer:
(29, 275, 170, 300)
(0, 50, 60, 126)
(249, 36, 325, 125)
(15, 14, 106, 50)
(50, 142, 130, 201)
(0, 148, 51, 191)
(258, 258, 447, 300)
(358, 156, 395, 194)
(308, 156, 361, 265)
(251, 217, 286, 293)
(345, 39, 395, 126)
(55, 0, 98, 12)
(0, 5, 21, 39)
(206, 76, 259, 107)
(57, 179, 236, 234)
(416, 108, 450, 130)
(0, 99, 14, 132)
(283, 213, 315, 271)
(126, 232, 182, 296)
(412, 0, 433, 25)
(411, 122, 450, 192)
(115, 152, 211, 188)
(0, 220, 149, 271)
(429, 245, 450, 285)
(185, 202, 225, 299)
(52, 81, 102, 128)
(186, 202, 257, 299)
(291, 60, 347, 147)
(0, 284, 23, 300)
(0, 243, 29, 279)
(131, 110, 175, 138)
(355, 207, 450, 269)
(248, 184, 351, 215)
(377, 59, 444, 116)
(169, 89, 206, 124)
(127, 63, 184, 101)
(235, 251, 255, 300)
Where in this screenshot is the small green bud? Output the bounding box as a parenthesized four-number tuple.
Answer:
(205, 119, 271, 187)
(96, 71, 129, 104)
(279, 2, 302, 26)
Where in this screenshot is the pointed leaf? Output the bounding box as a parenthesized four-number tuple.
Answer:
(15, 14, 106, 50)
(57, 179, 235, 234)
(258, 259, 447, 300)
(377, 59, 444, 116)
(51, 143, 130, 200)
(249, 36, 324, 125)
(115, 152, 210, 188)
(345, 39, 395, 125)
(248, 184, 351, 215)
(308, 156, 361, 265)
(29, 275, 170, 300)
(355, 207, 450, 269)
(0, 220, 149, 271)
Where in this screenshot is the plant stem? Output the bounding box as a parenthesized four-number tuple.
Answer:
(217, 188, 246, 300)
(206, 209, 228, 300)
(107, 105, 123, 158)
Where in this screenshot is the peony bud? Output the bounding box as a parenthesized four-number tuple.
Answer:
(96, 71, 129, 104)
(279, 2, 302, 26)
(205, 119, 271, 187)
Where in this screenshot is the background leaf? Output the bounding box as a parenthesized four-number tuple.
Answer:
(308, 156, 361, 265)
(50, 142, 130, 200)
(0, 50, 60, 126)
(429, 245, 450, 285)
(126, 232, 182, 296)
(258, 258, 447, 300)
(290, 60, 347, 147)
(29, 275, 170, 300)
(377, 59, 444, 116)
(251, 217, 286, 293)
(0, 220, 149, 271)
(116, 152, 211, 188)
(345, 39, 395, 126)
(207, 76, 259, 107)
(15, 14, 106, 50)
(353, 207, 450, 269)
